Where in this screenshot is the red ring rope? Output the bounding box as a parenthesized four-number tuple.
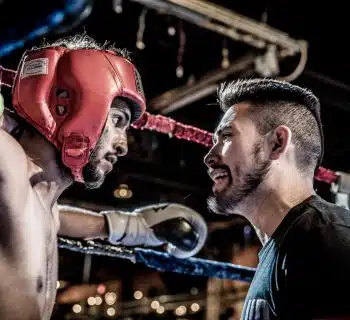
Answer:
(132, 112, 339, 185)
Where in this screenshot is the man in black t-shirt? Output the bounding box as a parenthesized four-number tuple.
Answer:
(204, 78, 350, 319)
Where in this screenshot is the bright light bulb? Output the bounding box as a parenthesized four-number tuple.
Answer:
(168, 26, 176, 36)
(157, 306, 165, 314)
(176, 66, 184, 78)
(134, 290, 143, 300)
(95, 296, 103, 305)
(151, 300, 160, 309)
(191, 303, 200, 312)
(175, 305, 187, 316)
(221, 58, 230, 69)
(107, 307, 116, 316)
(136, 40, 145, 50)
(72, 304, 82, 313)
(87, 297, 96, 306)
(105, 292, 117, 305)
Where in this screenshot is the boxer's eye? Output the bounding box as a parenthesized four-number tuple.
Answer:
(112, 115, 123, 127)
(110, 107, 131, 128)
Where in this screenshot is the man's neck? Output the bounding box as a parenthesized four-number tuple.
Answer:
(242, 177, 314, 240)
(28, 159, 73, 210)
(2, 115, 74, 208)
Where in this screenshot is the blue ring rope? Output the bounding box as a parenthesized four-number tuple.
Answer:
(58, 237, 256, 283)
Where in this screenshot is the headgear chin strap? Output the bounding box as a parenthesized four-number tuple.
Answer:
(0, 47, 146, 182)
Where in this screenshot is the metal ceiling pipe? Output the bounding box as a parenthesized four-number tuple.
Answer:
(168, 0, 302, 54)
(128, 0, 304, 55)
(128, 0, 207, 25)
(149, 54, 256, 113)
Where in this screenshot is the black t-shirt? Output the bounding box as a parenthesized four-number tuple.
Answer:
(241, 194, 350, 319)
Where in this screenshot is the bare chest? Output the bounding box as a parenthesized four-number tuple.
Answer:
(14, 188, 60, 319)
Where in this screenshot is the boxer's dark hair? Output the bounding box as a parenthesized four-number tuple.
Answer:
(36, 33, 132, 61)
(217, 78, 323, 175)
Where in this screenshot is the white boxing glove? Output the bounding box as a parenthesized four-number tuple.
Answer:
(101, 203, 208, 259)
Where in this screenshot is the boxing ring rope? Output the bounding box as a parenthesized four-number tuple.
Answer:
(131, 111, 339, 185)
(58, 238, 256, 282)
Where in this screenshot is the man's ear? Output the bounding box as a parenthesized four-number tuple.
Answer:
(266, 125, 292, 160)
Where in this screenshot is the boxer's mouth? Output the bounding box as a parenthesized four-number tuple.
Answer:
(100, 159, 113, 174)
(105, 153, 118, 165)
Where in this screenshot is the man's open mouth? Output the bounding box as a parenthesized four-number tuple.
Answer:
(210, 170, 230, 193)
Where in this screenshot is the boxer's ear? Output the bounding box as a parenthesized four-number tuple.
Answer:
(266, 125, 292, 160)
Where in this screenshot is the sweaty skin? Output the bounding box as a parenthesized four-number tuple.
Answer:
(0, 100, 131, 319)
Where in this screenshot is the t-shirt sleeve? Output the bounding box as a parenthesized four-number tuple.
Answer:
(279, 221, 350, 319)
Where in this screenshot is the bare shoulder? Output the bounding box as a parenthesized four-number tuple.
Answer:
(0, 128, 29, 204)
(0, 128, 28, 171)
(0, 129, 41, 319)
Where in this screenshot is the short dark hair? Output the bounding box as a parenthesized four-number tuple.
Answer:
(217, 78, 323, 174)
(36, 33, 132, 61)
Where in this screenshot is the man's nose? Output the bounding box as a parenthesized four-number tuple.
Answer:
(204, 148, 218, 168)
(113, 134, 128, 157)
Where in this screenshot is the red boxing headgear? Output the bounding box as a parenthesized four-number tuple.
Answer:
(10, 46, 146, 182)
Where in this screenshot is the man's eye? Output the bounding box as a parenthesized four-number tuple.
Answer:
(222, 133, 232, 140)
(112, 115, 123, 126)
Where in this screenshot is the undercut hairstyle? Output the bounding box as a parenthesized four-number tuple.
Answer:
(217, 78, 323, 175)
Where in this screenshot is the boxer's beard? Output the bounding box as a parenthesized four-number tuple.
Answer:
(207, 140, 271, 216)
(82, 128, 108, 189)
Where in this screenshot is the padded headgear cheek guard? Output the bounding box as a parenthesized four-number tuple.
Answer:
(10, 46, 146, 182)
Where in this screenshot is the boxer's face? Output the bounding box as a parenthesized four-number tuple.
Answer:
(204, 103, 271, 215)
(82, 99, 131, 189)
